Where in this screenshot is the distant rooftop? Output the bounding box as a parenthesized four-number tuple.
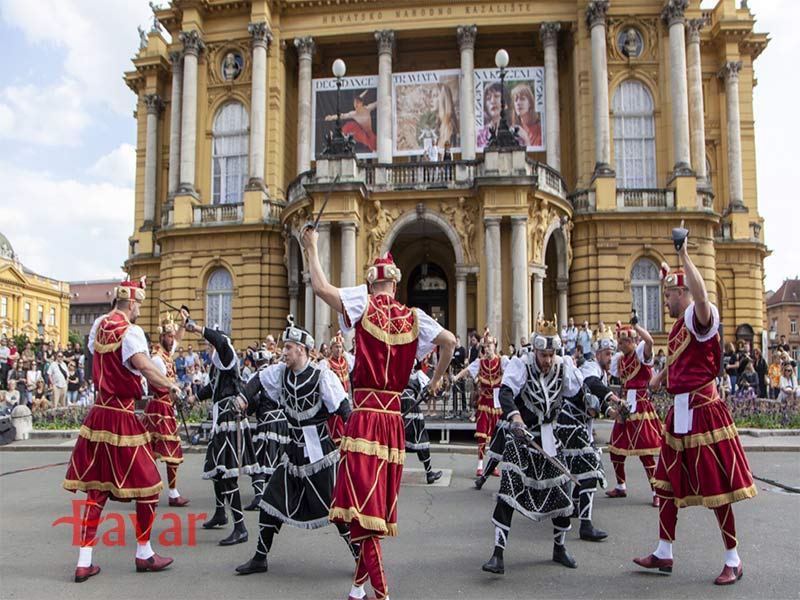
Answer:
(69, 280, 117, 306)
(766, 278, 800, 308)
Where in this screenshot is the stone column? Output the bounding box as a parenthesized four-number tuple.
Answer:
(586, 1, 613, 176)
(540, 22, 561, 171)
(510, 216, 529, 346)
(484, 217, 502, 340)
(457, 25, 477, 160)
(178, 31, 204, 194)
(143, 94, 163, 225)
(531, 267, 545, 320)
(288, 239, 300, 318)
(340, 222, 357, 288)
(663, 0, 692, 176)
(375, 30, 394, 163)
(294, 37, 315, 174)
(719, 60, 744, 209)
(557, 277, 569, 328)
(167, 51, 182, 196)
(314, 222, 331, 345)
(686, 18, 708, 185)
(248, 22, 272, 190)
(455, 266, 468, 345)
(303, 272, 314, 334)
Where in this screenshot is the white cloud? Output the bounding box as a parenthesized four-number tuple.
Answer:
(87, 143, 137, 185)
(0, 161, 132, 281)
(0, 79, 89, 146)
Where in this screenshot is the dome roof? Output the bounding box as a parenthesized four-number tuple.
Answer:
(0, 232, 15, 260)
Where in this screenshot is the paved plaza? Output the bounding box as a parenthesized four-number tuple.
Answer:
(0, 449, 797, 599)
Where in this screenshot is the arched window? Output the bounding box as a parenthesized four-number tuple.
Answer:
(206, 268, 233, 334)
(212, 102, 248, 204)
(612, 81, 656, 188)
(631, 258, 662, 332)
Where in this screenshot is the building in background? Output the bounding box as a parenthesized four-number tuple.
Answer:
(0, 232, 71, 345)
(767, 279, 800, 360)
(124, 0, 769, 350)
(68, 280, 117, 339)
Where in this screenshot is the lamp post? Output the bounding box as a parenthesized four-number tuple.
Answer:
(487, 49, 520, 149)
(321, 58, 356, 156)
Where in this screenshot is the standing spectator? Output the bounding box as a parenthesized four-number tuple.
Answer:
(21, 342, 35, 366)
(43, 341, 55, 365)
(578, 321, 593, 359)
(182, 363, 193, 387)
(67, 362, 81, 405)
(573, 344, 585, 369)
(451, 336, 467, 417)
(174, 347, 186, 382)
(7, 339, 18, 369)
(241, 357, 254, 382)
(25, 361, 42, 406)
(8, 359, 25, 401)
(48, 352, 69, 408)
(561, 318, 578, 356)
(0, 338, 9, 390)
(723, 342, 740, 392)
(191, 364, 206, 397)
(186, 344, 201, 370)
(653, 349, 666, 375)
(778, 364, 799, 404)
(768, 352, 783, 399)
(752, 347, 768, 399)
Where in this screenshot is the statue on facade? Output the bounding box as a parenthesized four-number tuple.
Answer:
(137, 26, 148, 51)
(222, 52, 242, 81)
(622, 28, 642, 59)
(366, 200, 395, 259)
(441, 197, 476, 264)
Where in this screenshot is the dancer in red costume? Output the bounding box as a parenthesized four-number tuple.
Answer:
(606, 318, 663, 506)
(633, 229, 757, 585)
(143, 311, 190, 507)
(63, 278, 182, 582)
(318, 331, 354, 448)
(303, 226, 455, 600)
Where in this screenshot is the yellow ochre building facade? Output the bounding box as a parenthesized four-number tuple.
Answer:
(124, 0, 768, 350)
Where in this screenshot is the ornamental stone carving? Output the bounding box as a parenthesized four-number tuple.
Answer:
(179, 30, 205, 56)
(456, 25, 477, 50)
(718, 60, 742, 82)
(539, 22, 561, 47)
(620, 27, 643, 58)
(143, 93, 164, 114)
(206, 41, 252, 87)
(365, 199, 398, 260)
(440, 197, 477, 264)
(685, 18, 705, 44)
(294, 36, 316, 58)
(248, 22, 272, 48)
(528, 198, 558, 264)
(169, 50, 182, 66)
(585, 1, 610, 29)
(661, 0, 688, 27)
(375, 29, 395, 55)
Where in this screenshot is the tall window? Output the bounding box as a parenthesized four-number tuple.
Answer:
(206, 268, 233, 334)
(613, 80, 656, 188)
(212, 102, 248, 204)
(24, 302, 30, 321)
(49, 307, 56, 326)
(38, 305, 44, 324)
(0, 296, 6, 318)
(631, 258, 662, 332)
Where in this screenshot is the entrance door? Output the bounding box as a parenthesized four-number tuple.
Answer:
(406, 263, 449, 330)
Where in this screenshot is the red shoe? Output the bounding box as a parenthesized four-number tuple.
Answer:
(74, 564, 101, 583)
(652, 496, 660, 508)
(476, 468, 483, 477)
(633, 553, 673, 573)
(714, 562, 743, 585)
(168, 496, 190, 507)
(135, 553, 174, 573)
(605, 488, 627, 498)
(492, 469, 500, 477)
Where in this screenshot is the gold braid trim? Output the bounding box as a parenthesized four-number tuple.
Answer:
(153, 454, 184, 464)
(339, 436, 406, 464)
(477, 405, 501, 415)
(360, 306, 419, 346)
(149, 432, 182, 442)
(606, 445, 661, 456)
(329, 507, 398, 537)
(625, 411, 662, 422)
(652, 482, 758, 508)
(92, 339, 124, 354)
(79, 425, 152, 447)
(62, 479, 164, 498)
(664, 423, 740, 451)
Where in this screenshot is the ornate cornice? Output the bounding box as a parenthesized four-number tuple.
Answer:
(586, 1, 610, 29)
(661, 0, 688, 28)
(375, 29, 395, 55)
(456, 25, 477, 51)
(179, 30, 205, 56)
(293, 36, 315, 58)
(539, 22, 561, 47)
(718, 60, 742, 83)
(248, 21, 273, 48)
(685, 18, 705, 44)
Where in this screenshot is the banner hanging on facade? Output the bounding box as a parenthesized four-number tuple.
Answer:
(474, 66, 545, 153)
(312, 75, 379, 159)
(392, 69, 461, 158)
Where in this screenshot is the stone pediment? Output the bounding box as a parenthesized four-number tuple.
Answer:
(0, 263, 28, 287)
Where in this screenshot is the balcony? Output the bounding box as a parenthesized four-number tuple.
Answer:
(160, 198, 284, 229)
(617, 188, 674, 209)
(194, 203, 243, 223)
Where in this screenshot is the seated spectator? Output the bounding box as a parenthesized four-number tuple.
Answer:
(734, 361, 758, 402)
(25, 361, 43, 406)
(1, 380, 20, 415)
(183, 363, 193, 387)
(174, 347, 186, 382)
(778, 364, 799, 404)
(0, 337, 10, 390)
(31, 380, 50, 413)
(768, 352, 783, 399)
(76, 384, 93, 407)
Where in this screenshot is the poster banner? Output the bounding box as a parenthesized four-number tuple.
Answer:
(474, 66, 545, 152)
(312, 75, 378, 159)
(392, 69, 461, 157)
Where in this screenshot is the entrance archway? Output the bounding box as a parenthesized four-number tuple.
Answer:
(407, 263, 449, 328)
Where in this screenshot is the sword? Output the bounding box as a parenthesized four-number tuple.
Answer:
(515, 425, 581, 486)
(401, 375, 452, 418)
(174, 391, 194, 446)
(234, 397, 243, 474)
(302, 174, 340, 233)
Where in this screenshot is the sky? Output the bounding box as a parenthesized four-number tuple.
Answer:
(0, 0, 796, 290)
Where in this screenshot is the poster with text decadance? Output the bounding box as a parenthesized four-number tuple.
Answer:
(312, 75, 378, 159)
(392, 69, 461, 157)
(474, 66, 545, 153)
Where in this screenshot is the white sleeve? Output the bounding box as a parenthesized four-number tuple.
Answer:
(320, 367, 346, 413)
(561, 356, 584, 397)
(579, 359, 602, 380)
(345, 352, 355, 372)
(259, 363, 285, 402)
(417, 370, 431, 388)
(684, 301, 721, 343)
(635, 340, 654, 366)
(317, 359, 329, 371)
(466, 359, 481, 379)
(338, 285, 369, 333)
(501, 356, 510, 370)
(122, 325, 149, 373)
(500, 356, 527, 397)
(415, 309, 445, 361)
(610, 352, 622, 378)
(87, 316, 103, 354)
(151, 354, 167, 376)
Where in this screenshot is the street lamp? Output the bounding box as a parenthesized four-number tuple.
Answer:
(321, 58, 356, 156)
(487, 48, 520, 149)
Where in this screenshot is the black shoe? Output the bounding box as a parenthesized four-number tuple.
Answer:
(579, 522, 608, 542)
(426, 470, 443, 484)
(552, 544, 577, 569)
(482, 554, 505, 575)
(235, 556, 267, 575)
(219, 526, 249, 546)
(244, 495, 262, 511)
(202, 510, 229, 529)
(474, 476, 488, 490)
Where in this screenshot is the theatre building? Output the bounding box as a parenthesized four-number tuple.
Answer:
(124, 0, 768, 349)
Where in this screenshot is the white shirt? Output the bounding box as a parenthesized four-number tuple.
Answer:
(259, 361, 346, 414)
(0, 346, 9, 362)
(465, 355, 510, 380)
(48, 360, 68, 388)
(338, 285, 444, 362)
(318, 352, 355, 373)
(501, 354, 584, 400)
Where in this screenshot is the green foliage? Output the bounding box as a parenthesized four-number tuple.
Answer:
(12, 333, 29, 351)
(68, 329, 83, 347)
